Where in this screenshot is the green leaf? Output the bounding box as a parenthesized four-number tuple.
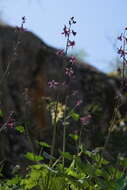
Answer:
(60, 152, 73, 160)
(62, 121, 70, 126)
(16, 126, 25, 133)
(84, 150, 92, 157)
(30, 164, 43, 170)
(69, 134, 79, 141)
(7, 176, 21, 186)
(25, 152, 44, 162)
(95, 168, 103, 176)
(71, 112, 80, 121)
(37, 141, 51, 148)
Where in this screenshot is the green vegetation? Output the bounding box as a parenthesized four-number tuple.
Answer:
(1, 144, 127, 190)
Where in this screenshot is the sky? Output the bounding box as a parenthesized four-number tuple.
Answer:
(0, 0, 126, 72)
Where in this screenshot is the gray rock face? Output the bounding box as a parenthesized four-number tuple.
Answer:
(0, 25, 126, 174)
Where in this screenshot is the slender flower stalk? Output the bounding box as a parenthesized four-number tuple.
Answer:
(104, 27, 127, 149)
